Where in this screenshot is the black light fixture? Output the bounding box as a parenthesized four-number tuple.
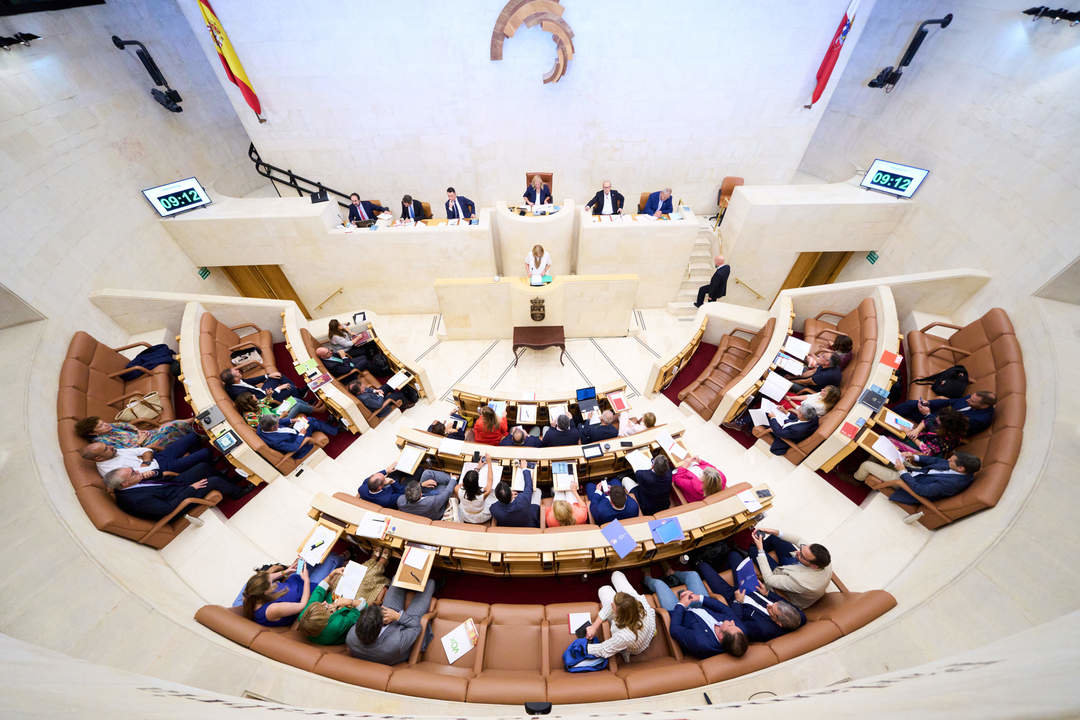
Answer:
(868, 14, 953, 93)
(0, 31, 40, 50)
(111, 35, 183, 113)
(1022, 6, 1080, 24)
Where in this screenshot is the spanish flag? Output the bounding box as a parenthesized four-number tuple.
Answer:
(197, 0, 264, 121)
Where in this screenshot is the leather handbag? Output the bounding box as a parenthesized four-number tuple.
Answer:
(114, 391, 164, 423)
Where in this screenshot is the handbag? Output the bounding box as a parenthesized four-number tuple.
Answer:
(231, 349, 263, 367)
(913, 364, 969, 398)
(562, 637, 608, 673)
(114, 391, 164, 423)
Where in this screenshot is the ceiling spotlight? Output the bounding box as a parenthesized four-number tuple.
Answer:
(868, 14, 953, 93)
(112, 35, 183, 113)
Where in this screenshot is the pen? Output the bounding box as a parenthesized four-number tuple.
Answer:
(309, 539, 325, 551)
(409, 571, 420, 582)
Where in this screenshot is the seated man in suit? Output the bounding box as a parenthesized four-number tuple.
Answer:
(314, 346, 368, 377)
(219, 367, 320, 418)
(490, 460, 540, 527)
(788, 353, 843, 393)
(748, 526, 832, 609)
(697, 554, 804, 642)
(257, 414, 337, 460)
(445, 187, 475, 219)
(82, 431, 212, 477)
(579, 409, 619, 443)
(542, 413, 581, 447)
(891, 391, 996, 437)
(346, 193, 388, 224)
(642, 570, 749, 659)
(104, 461, 247, 520)
(694, 255, 730, 307)
(348, 379, 411, 418)
(399, 194, 428, 222)
(396, 471, 458, 520)
(633, 454, 673, 515)
(642, 188, 673, 217)
(428, 417, 466, 441)
(357, 463, 408, 507)
(500, 426, 541, 447)
(346, 578, 436, 666)
(854, 451, 980, 506)
(585, 181, 624, 215)
(585, 478, 639, 524)
(755, 404, 819, 456)
(523, 174, 552, 206)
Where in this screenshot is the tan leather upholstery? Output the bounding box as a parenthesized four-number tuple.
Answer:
(58, 332, 219, 548)
(299, 328, 383, 428)
(678, 318, 777, 420)
(198, 311, 307, 475)
(194, 577, 895, 704)
(759, 298, 878, 465)
(869, 308, 1025, 528)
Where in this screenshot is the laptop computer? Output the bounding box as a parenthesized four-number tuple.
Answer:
(576, 386, 598, 415)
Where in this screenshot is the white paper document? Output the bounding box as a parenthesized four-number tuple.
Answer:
(355, 512, 388, 539)
(396, 443, 426, 473)
(547, 403, 570, 423)
(511, 465, 528, 492)
(656, 431, 676, 452)
(624, 448, 653, 472)
(567, 612, 592, 635)
(334, 560, 369, 600)
(299, 524, 339, 565)
(760, 398, 781, 417)
(687, 464, 704, 479)
(749, 408, 770, 427)
(738, 489, 763, 512)
(872, 435, 905, 465)
(783, 336, 812, 361)
(438, 436, 464, 455)
(387, 370, 411, 390)
(516, 404, 537, 423)
(403, 547, 431, 570)
(774, 353, 805, 375)
(441, 618, 479, 664)
(759, 371, 793, 402)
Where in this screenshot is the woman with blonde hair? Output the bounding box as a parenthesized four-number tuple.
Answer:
(672, 455, 726, 503)
(523, 174, 552, 206)
(471, 404, 508, 445)
(583, 570, 657, 661)
(524, 244, 552, 278)
(242, 560, 311, 627)
(619, 411, 656, 437)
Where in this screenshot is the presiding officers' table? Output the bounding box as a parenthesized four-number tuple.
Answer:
(577, 207, 700, 308)
(493, 200, 575, 278)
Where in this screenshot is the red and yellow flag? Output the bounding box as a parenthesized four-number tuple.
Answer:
(197, 0, 263, 119)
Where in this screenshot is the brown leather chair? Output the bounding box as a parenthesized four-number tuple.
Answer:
(58, 332, 220, 548)
(678, 318, 777, 420)
(300, 328, 384, 429)
(637, 191, 650, 213)
(466, 603, 547, 703)
(387, 599, 489, 701)
(714, 176, 744, 227)
(420, 201, 432, 220)
(543, 602, 628, 702)
(525, 171, 554, 199)
(867, 308, 1025, 527)
(759, 298, 878, 465)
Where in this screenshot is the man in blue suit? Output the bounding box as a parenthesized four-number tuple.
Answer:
(358, 464, 408, 508)
(891, 391, 996, 436)
(855, 451, 980, 505)
(105, 461, 245, 520)
(347, 193, 388, 224)
(756, 405, 819, 455)
(500, 427, 542, 447)
(694, 256, 730, 307)
(697, 555, 805, 642)
(642, 188, 673, 217)
(579, 409, 619, 443)
(399, 194, 428, 222)
(642, 570, 749, 659)
(542, 414, 581, 447)
(490, 461, 540, 527)
(257, 415, 338, 460)
(584, 478, 638, 524)
(445, 187, 475, 219)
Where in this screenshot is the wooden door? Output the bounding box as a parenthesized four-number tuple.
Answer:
(220, 265, 312, 319)
(773, 251, 853, 303)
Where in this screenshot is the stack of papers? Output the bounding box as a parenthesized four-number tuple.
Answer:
(387, 370, 411, 390)
(648, 517, 683, 544)
(749, 398, 782, 427)
(516, 404, 537, 423)
(441, 618, 479, 664)
(355, 512, 389, 539)
(438, 436, 464, 455)
(783, 336, 812, 360)
(774, 353, 804, 376)
(396, 444, 426, 473)
(759, 371, 793, 402)
(624, 448, 653, 472)
(334, 561, 369, 600)
(737, 489, 763, 512)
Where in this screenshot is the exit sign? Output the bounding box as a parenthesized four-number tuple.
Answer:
(866, 251, 879, 265)
(198, 267, 210, 279)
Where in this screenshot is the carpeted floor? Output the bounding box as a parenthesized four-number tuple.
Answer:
(660, 341, 717, 405)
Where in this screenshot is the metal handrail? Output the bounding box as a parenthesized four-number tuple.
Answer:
(735, 277, 765, 300)
(248, 143, 351, 210)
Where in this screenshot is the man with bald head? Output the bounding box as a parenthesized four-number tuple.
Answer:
(694, 255, 730, 307)
(585, 181, 625, 215)
(579, 409, 619, 443)
(315, 345, 368, 378)
(643, 187, 673, 217)
(104, 462, 245, 520)
(81, 431, 212, 477)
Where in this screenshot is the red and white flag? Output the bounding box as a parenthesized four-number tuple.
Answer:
(805, 0, 860, 108)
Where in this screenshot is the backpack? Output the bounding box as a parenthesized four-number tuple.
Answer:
(913, 364, 969, 398)
(119, 343, 176, 381)
(563, 637, 608, 672)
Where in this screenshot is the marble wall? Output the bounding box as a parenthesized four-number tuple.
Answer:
(0, 0, 264, 348)
(175, 0, 877, 215)
(797, 0, 1080, 320)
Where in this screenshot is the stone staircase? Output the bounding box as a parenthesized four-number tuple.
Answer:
(667, 220, 718, 319)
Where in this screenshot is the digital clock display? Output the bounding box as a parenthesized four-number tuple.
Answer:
(142, 177, 212, 217)
(860, 159, 929, 199)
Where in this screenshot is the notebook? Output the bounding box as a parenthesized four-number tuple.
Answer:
(607, 391, 628, 413)
(516, 404, 538, 424)
(334, 561, 369, 601)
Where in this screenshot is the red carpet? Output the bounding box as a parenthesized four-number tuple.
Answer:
(661, 342, 717, 404)
(435, 565, 657, 604)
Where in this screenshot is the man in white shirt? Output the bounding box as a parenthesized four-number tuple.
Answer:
(585, 181, 625, 216)
(749, 526, 833, 609)
(80, 432, 213, 477)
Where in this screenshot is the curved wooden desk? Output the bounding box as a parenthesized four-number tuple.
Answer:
(452, 380, 626, 426)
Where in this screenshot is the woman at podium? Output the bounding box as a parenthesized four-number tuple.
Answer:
(524, 244, 552, 280)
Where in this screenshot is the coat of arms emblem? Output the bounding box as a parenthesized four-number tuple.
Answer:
(530, 296, 545, 321)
